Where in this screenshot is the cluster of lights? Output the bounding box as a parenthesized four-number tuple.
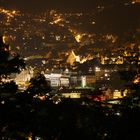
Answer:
(0, 8, 19, 18)
(53, 17, 62, 24)
(75, 34, 82, 43)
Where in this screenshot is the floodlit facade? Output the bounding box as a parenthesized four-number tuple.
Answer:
(45, 73, 70, 87)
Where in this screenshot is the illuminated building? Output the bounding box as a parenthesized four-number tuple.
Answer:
(113, 90, 122, 99)
(81, 76, 86, 88)
(67, 50, 93, 66)
(67, 50, 80, 66)
(45, 73, 70, 87)
(59, 88, 92, 99)
(15, 67, 34, 89)
(81, 75, 96, 87)
(62, 92, 81, 99)
(45, 73, 61, 87)
(60, 77, 70, 87)
(75, 34, 82, 43)
(113, 89, 127, 99)
(95, 67, 104, 80)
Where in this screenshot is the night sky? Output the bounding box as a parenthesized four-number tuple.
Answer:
(0, 0, 132, 12)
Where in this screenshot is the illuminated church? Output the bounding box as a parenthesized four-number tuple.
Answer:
(67, 50, 80, 66)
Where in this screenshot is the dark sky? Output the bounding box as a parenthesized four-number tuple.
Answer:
(0, 0, 132, 12)
(0, 0, 97, 9)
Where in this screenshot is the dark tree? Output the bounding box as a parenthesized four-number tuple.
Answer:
(0, 36, 25, 96)
(26, 73, 51, 96)
(0, 36, 25, 76)
(0, 36, 26, 138)
(0, 81, 18, 94)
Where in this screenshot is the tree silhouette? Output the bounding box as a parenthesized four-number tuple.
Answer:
(0, 36, 25, 76)
(0, 36, 26, 138)
(0, 36, 25, 96)
(0, 81, 18, 94)
(26, 73, 51, 97)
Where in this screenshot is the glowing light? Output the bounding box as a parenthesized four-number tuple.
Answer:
(12, 10, 16, 14)
(0, 8, 19, 22)
(123, 89, 128, 96)
(38, 95, 46, 100)
(54, 18, 62, 24)
(2, 36, 7, 44)
(1, 101, 5, 104)
(81, 76, 86, 88)
(133, 77, 140, 84)
(92, 21, 96, 24)
(75, 34, 82, 43)
(42, 36, 45, 40)
(113, 90, 122, 99)
(95, 67, 101, 72)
